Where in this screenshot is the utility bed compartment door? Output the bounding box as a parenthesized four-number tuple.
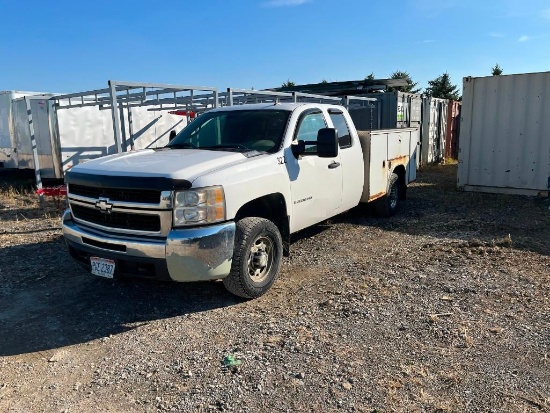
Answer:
(358, 131, 388, 203)
(387, 131, 408, 162)
(358, 128, 419, 203)
(387, 128, 419, 183)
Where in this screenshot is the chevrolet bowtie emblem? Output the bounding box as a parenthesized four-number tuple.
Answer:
(95, 198, 113, 214)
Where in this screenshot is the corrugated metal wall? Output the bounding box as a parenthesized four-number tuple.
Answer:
(445, 100, 461, 159)
(348, 105, 379, 130)
(458, 72, 550, 195)
(421, 97, 448, 166)
(363, 91, 422, 129)
(351, 91, 449, 166)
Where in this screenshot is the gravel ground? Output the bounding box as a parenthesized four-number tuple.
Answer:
(0, 163, 549, 413)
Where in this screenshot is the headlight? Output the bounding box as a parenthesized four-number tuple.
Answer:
(173, 186, 225, 226)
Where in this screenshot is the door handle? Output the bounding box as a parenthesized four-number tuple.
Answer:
(328, 161, 340, 169)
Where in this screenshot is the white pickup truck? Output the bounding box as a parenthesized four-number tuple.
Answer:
(62, 103, 418, 298)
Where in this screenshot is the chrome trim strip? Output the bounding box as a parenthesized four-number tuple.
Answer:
(70, 199, 163, 214)
(67, 192, 172, 210)
(62, 211, 166, 259)
(62, 211, 236, 282)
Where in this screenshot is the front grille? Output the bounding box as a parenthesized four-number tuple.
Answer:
(71, 204, 161, 232)
(82, 237, 127, 252)
(69, 184, 161, 204)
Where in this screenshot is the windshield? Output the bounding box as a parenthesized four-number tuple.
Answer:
(166, 109, 291, 153)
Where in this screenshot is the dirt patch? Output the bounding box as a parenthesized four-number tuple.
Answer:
(1, 163, 549, 412)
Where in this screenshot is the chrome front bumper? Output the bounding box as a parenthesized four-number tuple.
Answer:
(62, 210, 236, 282)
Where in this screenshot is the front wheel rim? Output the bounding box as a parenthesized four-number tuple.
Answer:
(247, 235, 274, 284)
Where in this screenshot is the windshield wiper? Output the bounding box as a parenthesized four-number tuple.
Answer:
(200, 144, 255, 152)
(166, 142, 196, 149)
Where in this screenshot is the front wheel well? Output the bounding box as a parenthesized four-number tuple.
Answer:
(234, 193, 290, 256)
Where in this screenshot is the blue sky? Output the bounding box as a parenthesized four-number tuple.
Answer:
(1, 0, 549, 95)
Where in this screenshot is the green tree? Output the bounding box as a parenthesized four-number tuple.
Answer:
(365, 72, 375, 81)
(388, 70, 421, 93)
(425, 72, 460, 100)
(281, 79, 296, 88)
(491, 63, 503, 75)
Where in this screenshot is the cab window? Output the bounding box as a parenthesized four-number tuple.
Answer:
(295, 112, 327, 153)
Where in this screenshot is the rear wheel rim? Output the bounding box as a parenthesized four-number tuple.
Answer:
(247, 235, 274, 284)
(389, 183, 399, 209)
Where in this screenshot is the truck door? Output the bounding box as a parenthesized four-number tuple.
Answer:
(287, 110, 343, 232)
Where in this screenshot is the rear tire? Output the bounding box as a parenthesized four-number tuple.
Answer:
(223, 217, 283, 299)
(375, 173, 400, 217)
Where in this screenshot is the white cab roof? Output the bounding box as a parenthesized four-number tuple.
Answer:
(208, 102, 345, 113)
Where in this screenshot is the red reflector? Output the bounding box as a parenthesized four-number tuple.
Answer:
(168, 110, 195, 119)
(36, 186, 67, 197)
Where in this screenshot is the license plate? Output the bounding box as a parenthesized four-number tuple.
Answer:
(90, 257, 115, 279)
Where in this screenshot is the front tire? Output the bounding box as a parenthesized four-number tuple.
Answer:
(375, 172, 400, 217)
(223, 217, 283, 299)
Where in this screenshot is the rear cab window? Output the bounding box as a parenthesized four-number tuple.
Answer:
(328, 109, 352, 148)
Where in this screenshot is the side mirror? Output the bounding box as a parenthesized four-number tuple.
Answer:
(317, 128, 339, 158)
(291, 140, 306, 158)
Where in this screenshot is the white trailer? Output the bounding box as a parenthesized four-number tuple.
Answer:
(3, 81, 217, 188)
(0, 90, 51, 169)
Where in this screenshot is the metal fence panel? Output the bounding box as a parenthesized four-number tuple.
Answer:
(55, 101, 117, 173)
(121, 105, 188, 151)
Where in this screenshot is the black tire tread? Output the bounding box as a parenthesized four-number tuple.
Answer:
(223, 217, 282, 299)
(375, 173, 400, 217)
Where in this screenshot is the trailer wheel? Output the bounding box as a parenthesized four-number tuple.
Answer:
(223, 217, 283, 299)
(375, 173, 400, 217)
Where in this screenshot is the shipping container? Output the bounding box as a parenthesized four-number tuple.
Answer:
(348, 102, 380, 131)
(420, 97, 449, 166)
(458, 72, 550, 196)
(362, 91, 422, 130)
(445, 100, 461, 159)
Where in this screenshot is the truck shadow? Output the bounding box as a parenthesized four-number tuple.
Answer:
(0, 236, 240, 357)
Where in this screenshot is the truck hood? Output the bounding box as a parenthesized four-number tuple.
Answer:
(67, 148, 252, 182)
